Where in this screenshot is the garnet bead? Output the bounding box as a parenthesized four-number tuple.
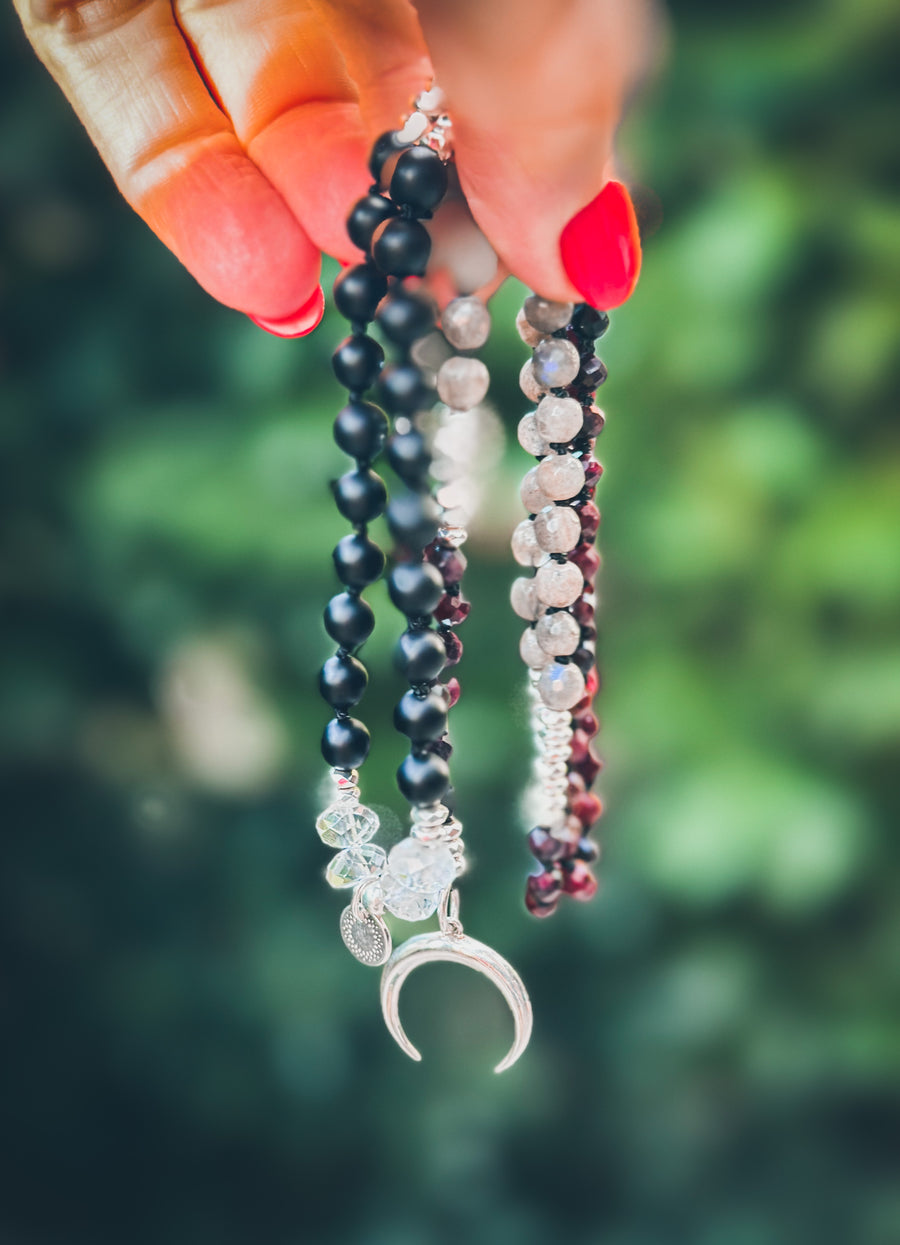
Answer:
(527, 869, 563, 903)
(372, 218, 432, 278)
(434, 594, 470, 625)
(528, 826, 566, 864)
(571, 790, 603, 828)
(441, 629, 463, 667)
(577, 501, 601, 540)
(525, 890, 558, 918)
(562, 860, 598, 901)
(443, 676, 461, 708)
(572, 306, 610, 340)
(427, 543, 468, 586)
(324, 592, 375, 649)
(569, 544, 601, 581)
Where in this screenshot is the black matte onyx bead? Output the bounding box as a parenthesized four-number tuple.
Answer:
(324, 592, 374, 648)
(387, 492, 441, 551)
(389, 146, 449, 214)
(332, 468, 387, 524)
(397, 751, 450, 806)
(347, 193, 396, 252)
(387, 429, 430, 484)
(333, 401, 388, 461)
(375, 287, 436, 346)
(332, 334, 384, 391)
(333, 532, 385, 589)
(394, 628, 447, 681)
(394, 688, 448, 742)
(377, 362, 434, 415)
(387, 561, 444, 617)
(319, 653, 368, 710)
(322, 716, 370, 769)
(333, 264, 388, 324)
(572, 306, 610, 340)
(372, 218, 432, 278)
(368, 131, 408, 184)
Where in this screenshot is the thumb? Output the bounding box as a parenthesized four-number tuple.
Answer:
(412, 0, 659, 307)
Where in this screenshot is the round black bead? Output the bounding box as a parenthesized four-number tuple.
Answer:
(394, 688, 448, 742)
(389, 146, 449, 214)
(319, 653, 368, 710)
(347, 192, 396, 252)
(333, 400, 389, 461)
(332, 334, 384, 392)
(333, 532, 385, 589)
(322, 716, 370, 769)
(387, 492, 441, 551)
(397, 751, 450, 806)
(387, 561, 444, 617)
(332, 468, 387, 524)
(372, 218, 432, 278)
(333, 264, 388, 323)
(394, 628, 447, 682)
(324, 592, 374, 648)
(387, 429, 430, 484)
(375, 287, 436, 346)
(377, 362, 434, 415)
(572, 305, 610, 340)
(368, 130, 409, 184)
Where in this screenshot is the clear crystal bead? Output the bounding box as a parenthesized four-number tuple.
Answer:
(382, 876, 440, 922)
(316, 799, 380, 849)
(325, 843, 387, 889)
(386, 836, 456, 895)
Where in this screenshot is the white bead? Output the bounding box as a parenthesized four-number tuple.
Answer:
(517, 412, 549, 457)
(534, 559, 583, 607)
(511, 518, 546, 567)
(325, 843, 387, 888)
(538, 662, 586, 710)
(510, 576, 541, 620)
(523, 295, 574, 333)
(532, 338, 581, 389)
(520, 627, 554, 669)
(536, 453, 586, 501)
(437, 356, 490, 409)
(316, 799, 379, 848)
(536, 610, 581, 656)
(515, 307, 547, 348)
(519, 359, 546, 402)
(533, 506, 581, 553)
(535, 395, 584, 443)
(519, 466, 553, 513)
(441, 296, 491, 350)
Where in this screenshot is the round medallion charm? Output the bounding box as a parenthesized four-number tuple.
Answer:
(340, 905, 392, 967)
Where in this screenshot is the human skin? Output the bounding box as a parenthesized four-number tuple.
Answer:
(13, 0, 658, 330)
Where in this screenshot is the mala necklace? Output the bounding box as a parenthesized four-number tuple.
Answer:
(316, 93, 607, 1071)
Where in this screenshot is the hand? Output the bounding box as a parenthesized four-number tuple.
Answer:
(15, 0, 658, 333)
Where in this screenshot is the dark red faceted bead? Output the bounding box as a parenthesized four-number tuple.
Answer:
(562, 859, 599, 901)
(585, 666, 600, 697)
(558, 816, 586, 859)
(441, 628, 464, 667)
(579, 622, 597, 643)
(567, 772, 587, 800)
(443, 676, 461, 708)
(573, 710, 600, 738)
(572, 598, 595, 628)
(576, 356, 608, 390)
(583, 459, 603, 487)
(427, 543, 468, 586)
(428, 738, 454, 761)
(571, 790, 603, 827)
(434, 594, 470, 624)
(572, 644, 596, 675)
(570, 748, 602, 786)
(577, 500, 601, 540)
(568, 729, 592, 765)
(525, 890, 559, 918)
(528, 826, 566, 863)
(581, 406, 606, 438)
(569, 544, 601, 581)
(577, 835, 600, 863)
(526, 868, 563, 903)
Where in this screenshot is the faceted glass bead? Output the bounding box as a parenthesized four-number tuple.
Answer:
(534, 559, 583, 607)
(382, 876, 440, 921)
(316, 799, 380, 848)
(532, 339, 581, 389)
(523, 296, 574, 333)
(386, 836, 456, 895)
(441, 296, 491, 350)
(538, 662, 586, 710)
(517, 412, 549, 457)
(535, 395, 583, 443)
(325, 843, 387, 889)
(536, 453, 586, 501)
(511, 518, 546, 568)
(437, 356, 490, 409)
(534, 506, 581, 553)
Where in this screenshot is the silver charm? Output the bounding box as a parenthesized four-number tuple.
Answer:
(379, 889, 533, 1073)
(340, 882, 391, 967)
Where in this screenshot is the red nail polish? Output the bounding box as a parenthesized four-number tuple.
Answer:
(249, 284, 325, 338)
(560, 180, 642, 310)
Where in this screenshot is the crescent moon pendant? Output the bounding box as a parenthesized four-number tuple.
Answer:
(379, 930, 533, 1073)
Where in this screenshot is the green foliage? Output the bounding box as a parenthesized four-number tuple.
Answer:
(1, 2, 898, 1243)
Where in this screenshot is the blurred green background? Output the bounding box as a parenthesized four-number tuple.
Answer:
(2, 1, 899, 1242)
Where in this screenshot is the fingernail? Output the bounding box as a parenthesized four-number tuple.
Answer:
(560, 181, 642, 310)
(249, 284, 325, 337)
